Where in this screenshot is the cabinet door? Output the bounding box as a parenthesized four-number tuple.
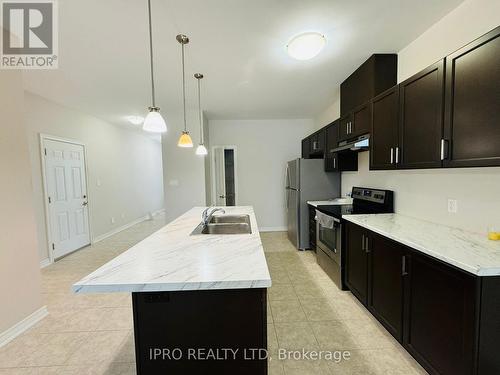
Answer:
(444, 26, 500, 167)
(403, 253, 476, 375)
(316, 128, 325, 154)
(370, 86, 399, 170)
(399, 60, 444, 169)
(351, 103, 371, 137)
(325, 121, 339, 154)
(368, 234, 405, 341)
(309, 133, 318, 154)
(345, 223, 368, 305)
(301, 138, 310, 159)
(338, 114, 352, 141)
(324, 152, 338, 172)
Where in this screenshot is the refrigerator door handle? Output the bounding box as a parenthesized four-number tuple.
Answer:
(285, 164, 291, 189)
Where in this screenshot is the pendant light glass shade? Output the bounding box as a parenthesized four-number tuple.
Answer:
(177, 131, 193, 147)
(143, 0, 166, 133)
(195, 144, 208, 155)
(143, 107, 167, 132)
(178, 131, 193, 147)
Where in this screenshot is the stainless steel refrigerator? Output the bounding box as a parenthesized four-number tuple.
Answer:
(285, 158, 341, 249)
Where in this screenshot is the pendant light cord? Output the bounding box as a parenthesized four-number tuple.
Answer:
(181, 42, 187, 132)
(197, 78, 203, 143)
(147, 0, 156, 107)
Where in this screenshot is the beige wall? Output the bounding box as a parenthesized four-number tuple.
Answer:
(315, 0, 500, 234)
(0, 71, 43, 334)
(209, 119, 315, 230)
(24, 93, 165, 262)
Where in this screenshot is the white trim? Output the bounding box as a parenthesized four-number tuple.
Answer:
(40, 258, 52, 268)
(39, 134, 92, 263)
(210, 145, 238, 207)
(0, 306, 48, 348)
(259, 226, 287, 232)
(92, 209, 165, 243)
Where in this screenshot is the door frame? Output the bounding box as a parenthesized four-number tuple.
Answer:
(210, 145, 238, 206)
(39, 133, 93, 264)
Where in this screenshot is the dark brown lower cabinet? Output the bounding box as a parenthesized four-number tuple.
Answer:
(345, 223, 369, 305)
(344, 222, 500, 375)
(368, 234, 404, 341)
(403, 252, 476, 375)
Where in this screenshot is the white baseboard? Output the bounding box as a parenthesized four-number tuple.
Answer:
(259, 226, 287, 232)
(40, 258, 52, 269)
(93, 208, 165, 243)
(0, 306, 48, 348)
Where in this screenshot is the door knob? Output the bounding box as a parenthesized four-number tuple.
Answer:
(219, 195, 226, 198)
(82, 201, 88, 206)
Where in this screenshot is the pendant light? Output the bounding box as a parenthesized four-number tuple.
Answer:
(176, 34, 193, 147)
(194, 73, 208, 156)
(143, 0, 167, 133)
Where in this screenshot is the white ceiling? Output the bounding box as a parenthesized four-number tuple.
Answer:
(22, 0, 463, 129)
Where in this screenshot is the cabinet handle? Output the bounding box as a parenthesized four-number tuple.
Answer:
(346, 123, 349, 135)
(390, 148, 394, 164)
(395, 147, 399, 164)
(333, 157, 336, 169)
(361, 234, 365, 251)
(402, 255, 408, 276)
(440, 139, 448, 161)
(365, 236, 370, 253)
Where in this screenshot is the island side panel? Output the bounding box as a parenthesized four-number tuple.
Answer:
(132, 288, 267, 375)
(478, 276, 500, 374)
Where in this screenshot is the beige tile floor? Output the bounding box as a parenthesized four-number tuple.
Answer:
(0, 216, 427, 374)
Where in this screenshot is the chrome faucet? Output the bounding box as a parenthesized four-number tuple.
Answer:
(202, 207, 225, 225)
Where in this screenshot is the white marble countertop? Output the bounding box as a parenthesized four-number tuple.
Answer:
(343, 214, 500, 276)
(307, 198, 353, 207)
(73, 206, 271, 293)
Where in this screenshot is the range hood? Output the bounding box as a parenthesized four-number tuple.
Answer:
(332, 134, 370, 153)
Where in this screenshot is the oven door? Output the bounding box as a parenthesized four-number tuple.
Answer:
(316, 216, 341, 264)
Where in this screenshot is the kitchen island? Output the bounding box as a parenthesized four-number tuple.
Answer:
(73, 206, 271, 375)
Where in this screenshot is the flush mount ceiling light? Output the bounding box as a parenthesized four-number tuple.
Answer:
(126, 115, 144, 125)
(287, 32, 326, 60)
(194, 73, 208, 156)
(176, 34, 194, 148)
(143, 0, 167, 133)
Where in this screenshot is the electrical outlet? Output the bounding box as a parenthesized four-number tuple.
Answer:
(447, 199, 458, 213)
(111, 217, 115, 224)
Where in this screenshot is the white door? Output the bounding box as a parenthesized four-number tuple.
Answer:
(44, 139, 90, 259)
(214, 147, 226, 206)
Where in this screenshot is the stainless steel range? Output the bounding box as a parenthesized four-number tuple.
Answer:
(315, 187, 394, 290)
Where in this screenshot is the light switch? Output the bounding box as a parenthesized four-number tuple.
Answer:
(447, 199, 458, 213)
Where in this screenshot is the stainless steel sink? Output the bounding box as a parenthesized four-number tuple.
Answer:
(209, 214, 251, 225)
(202, 223, 251, 234)
(190, 215, 252, 235)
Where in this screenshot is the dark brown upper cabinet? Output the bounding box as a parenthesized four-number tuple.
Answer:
(341, 54, 398, 116)
(325, 120, 339, 155)
(338, 102, 372, 142)
(338, 114, 351, 141)
(309, 128, 325, 157)
(301, 138, 310, 159)
(351, 102, 371, 138)
(399, 60, 445, 169)
(370, 86, 399, 170)
(443, 26, 500, 168)
(324, 121, 358, 172)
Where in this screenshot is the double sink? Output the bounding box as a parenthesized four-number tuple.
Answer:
(191, 214, 252, 235)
